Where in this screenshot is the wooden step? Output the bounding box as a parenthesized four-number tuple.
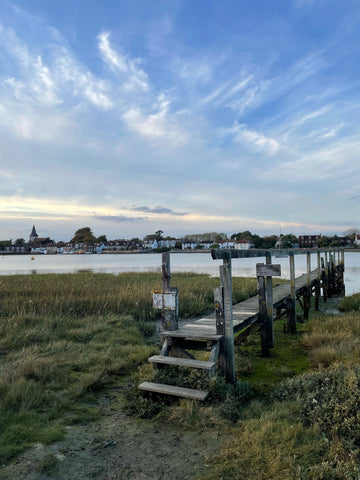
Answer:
(160, 330, 223, 341)
(138, 382, 209, 401)
(148, 355, 216, 371)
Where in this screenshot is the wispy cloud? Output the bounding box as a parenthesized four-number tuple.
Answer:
(229, 123, 280, 154)
(98, 31, 149, 91)
(94, 215, 146, 222)
(122, 93, 187, 144)
(131, 205, 187, 216)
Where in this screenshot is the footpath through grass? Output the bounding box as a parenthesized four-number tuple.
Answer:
(0, 271, 257, 464)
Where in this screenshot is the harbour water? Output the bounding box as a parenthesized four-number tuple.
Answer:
(0, 251, 359, 296)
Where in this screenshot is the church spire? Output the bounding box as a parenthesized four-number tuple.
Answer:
(29, 225, 38, 243)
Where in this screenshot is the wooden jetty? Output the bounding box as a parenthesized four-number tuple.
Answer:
(139, 248, 345, 400)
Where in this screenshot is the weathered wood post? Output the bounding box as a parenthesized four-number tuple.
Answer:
(315, 251, 321, 311)
(287, 252, 297, 333)
(303, 252, 311, 320)
(330, 253, 335, 296)
(325, 251, 331, 298)
(265, 252, 274, 348)
(257, 262, 281, 357)
(153, 252, 178, 331)
(214, 284, 226, 378)
(321, 256, 327, 303)
(219, 253, 235, 384)
(340, 249, 345, 296)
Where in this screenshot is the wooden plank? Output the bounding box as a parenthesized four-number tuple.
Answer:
(148, 355, 215, 370)
(160, 330, 223, 341)
(211, 247, 342, 260)
(138, 382, 209, 400)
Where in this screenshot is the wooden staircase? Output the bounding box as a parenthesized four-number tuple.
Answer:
(139, 330, 223, 401)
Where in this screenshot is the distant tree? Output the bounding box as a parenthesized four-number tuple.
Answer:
(0, 240, 12, 248)
(96, 235, 107, 243)
(14, 238, 25, 245)
(261, 235, 278, 249)
(317, 236, 331, 248)
(343, 227, 360, 243)
(40, 237, 53, 245)
(280, 234, 298, 248)
(155, 230, 163, 241)
(214, 233, 227, 243)
(184, 232, 227, 243)
(71, 227, 96, 244)
(211, 243, 220, 249)
(174, 241, 182, 250)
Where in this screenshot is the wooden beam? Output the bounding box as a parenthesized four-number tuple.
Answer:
(220, 263, 236, 384)
(287, 253, 297, 333)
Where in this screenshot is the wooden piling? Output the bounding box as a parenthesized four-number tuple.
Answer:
(265, 252, 274, 348)
(303, 252, 311, 320)
(321, 256, 327, 303)
(160, 252, 178, 331)
(287, 253, 297, 333)
(219, 256, 235, 384)
(214, 285, 226, 378)
(256, 262, 280, 356)
(315, 251, 320, 311)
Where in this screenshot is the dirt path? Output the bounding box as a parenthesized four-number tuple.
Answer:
(1, 387, 223, 480)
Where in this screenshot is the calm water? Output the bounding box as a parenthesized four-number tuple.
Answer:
(0, 252, 359, 295)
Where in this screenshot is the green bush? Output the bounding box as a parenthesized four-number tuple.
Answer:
(272, 365, 360, 444)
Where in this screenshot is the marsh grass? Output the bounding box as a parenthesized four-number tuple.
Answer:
(0, 271, 257, 464)
(199, 296, 360, 480)
(0, 272, 258, 321)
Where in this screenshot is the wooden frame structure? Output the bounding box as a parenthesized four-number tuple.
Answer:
(139, 248, 345, 399)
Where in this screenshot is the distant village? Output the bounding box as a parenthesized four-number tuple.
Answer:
(0, 225, 359, 255)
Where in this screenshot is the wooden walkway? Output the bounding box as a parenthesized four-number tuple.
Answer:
(166, 268, 320, 339)
(140, 248, 344, 398)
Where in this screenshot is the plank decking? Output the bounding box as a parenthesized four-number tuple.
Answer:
(171, 268, 320, 338)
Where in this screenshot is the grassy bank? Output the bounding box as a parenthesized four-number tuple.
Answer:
(0, 271, 257, 464)
(198, 298, 360, 480)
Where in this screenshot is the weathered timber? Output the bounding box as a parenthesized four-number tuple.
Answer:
(139, 382, 209, 401)
(214, 286, 225, 335)
(256, 260, 280, 356)
(220, 261, 236, 383)
(303, 252, 311, 320)
(148, 355, 216, 372)
(143, 248, 344, 400)
(160, 330, 223, 341)
(315, 252, 321, 311)
(287, 253, 297, 333)
(160, 252, 178, 331)
(256, 263, 281, 277)
(211, 247, 337, 260)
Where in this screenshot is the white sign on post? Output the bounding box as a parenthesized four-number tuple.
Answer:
(152, 290, 177, 311)
(256, 263, 281, 277)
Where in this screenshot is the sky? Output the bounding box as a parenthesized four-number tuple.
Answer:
(0, 0, 360, 242)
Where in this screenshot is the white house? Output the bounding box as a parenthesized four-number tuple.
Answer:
(218, 240, 236, 249)
(234, 240, 254, 250)
(182, 240, 198, 250)
(355, 234, 360, 247)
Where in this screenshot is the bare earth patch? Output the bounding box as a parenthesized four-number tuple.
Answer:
(0, 387, 223, 480)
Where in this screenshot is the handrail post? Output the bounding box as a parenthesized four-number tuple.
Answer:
(287, 252, 297, 333)
(315, 251, 320, 310)
(159, 252, 178, 331)
(303, 251, 311, 320)
(321, 256, 327, 303)
(257, 262, 281, 356)
(220, 253, 235, 384)
(265, 252, 274, 348)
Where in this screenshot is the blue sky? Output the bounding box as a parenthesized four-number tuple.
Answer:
(0, 0, 359, 241)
